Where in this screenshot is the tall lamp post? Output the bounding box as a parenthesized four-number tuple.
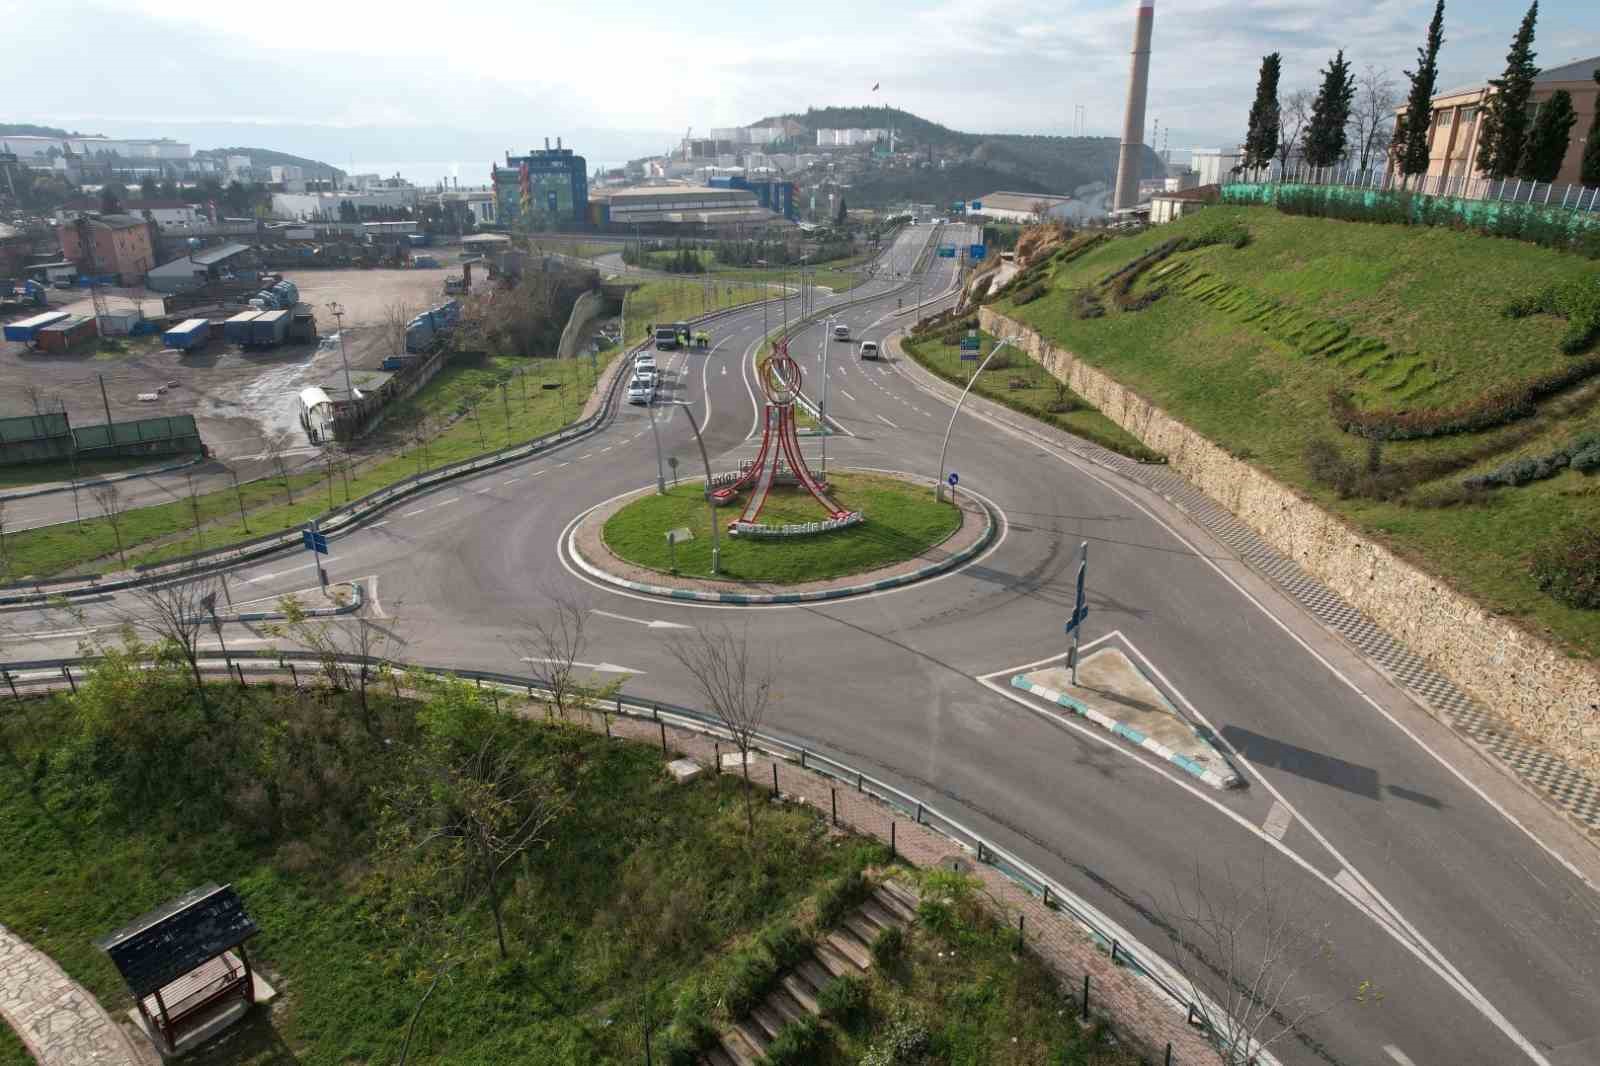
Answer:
(326, 300, 354, 401)
(936, 336, 1018, 503)
(670, 400, 720, 575)
(818, 314, 834, 475)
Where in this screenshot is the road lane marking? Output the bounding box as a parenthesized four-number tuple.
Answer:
(1263, 801, 1292, 840)
(1384, 1047, 1417, 1066)
(520, 655, 643, 675)
(578, 453, 593, 460)
(839, 389, 857, 402)
(432, 499, 459, 509)
(503, 477, 521, 484)
(528, 469, 546, 476)
(370, 520, 389, 528)
(401, 507, 427, 517)
(877, 414, 899, 428)
(591, 609, 692, 630)
(236, 558, 340, 583)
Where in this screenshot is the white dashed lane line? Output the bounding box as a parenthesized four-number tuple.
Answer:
(877, 414, 899, 428)
(839, 390, 857, 401)
(401, 507, 427, 517)
(503, 476, 521, 484)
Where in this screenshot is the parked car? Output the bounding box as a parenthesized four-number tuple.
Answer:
(635, 351, 656, 370)
(832, 323, 851, 341)
(858, 340, 880, 360)
(636, 365, 658, 386)
(628, 377, 655, 405)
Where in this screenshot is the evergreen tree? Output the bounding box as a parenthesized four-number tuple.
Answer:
(1517, 89, 1576, 182)
(834, 195, 848, 225)
(1243, 53, 1282, 171)
(1400, 0, 1446, 181)
(1304, 50, 1357, 167)
(1476, 2, 1541, 179)
(1582, 70, 1600, 187)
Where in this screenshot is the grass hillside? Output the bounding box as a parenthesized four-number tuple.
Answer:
(991, 207, 1600, 657)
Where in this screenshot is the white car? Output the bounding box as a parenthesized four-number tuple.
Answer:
(634, 351, 656, 371)
(832, 324, 851, 341)
(859, 340, 880, 360)
(636, 364, 658, 385)
(627, 377, 654, 405)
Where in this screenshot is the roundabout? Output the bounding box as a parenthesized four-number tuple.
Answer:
(565, 469, 999, 604)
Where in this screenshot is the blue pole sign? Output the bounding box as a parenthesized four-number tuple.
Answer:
(302, 529, 329, 554)
(937, 245, 956, 258)
(947, 472, 959, 487)
(970, 200, 982, 211)
(969, 244, 987, 260)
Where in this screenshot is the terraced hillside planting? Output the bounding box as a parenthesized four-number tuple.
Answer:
(990, 207, 1600, 656)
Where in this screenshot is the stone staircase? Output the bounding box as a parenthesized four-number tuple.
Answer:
(701, 879, 920, 1066)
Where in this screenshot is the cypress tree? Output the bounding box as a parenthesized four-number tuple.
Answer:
(1476, 2, 1541, 179)
(1400, 0, 1447, 181)
(1517, 89, 1576, 182)
(1304, 50, 1357, 167)
(1243, 53, 1282, 171)
(1582, 70, 1600, 187)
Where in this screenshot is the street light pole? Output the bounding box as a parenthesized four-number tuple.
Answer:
(936, 336, 1017, 503)
(818, 314, 832, 476)
(327, 300, 354, 401)
(672, 401, 720, 575)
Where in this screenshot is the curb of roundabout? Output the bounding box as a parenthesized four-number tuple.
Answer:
(561, 474, 1004, 607)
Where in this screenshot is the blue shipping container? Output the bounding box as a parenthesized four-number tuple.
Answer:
(3, 310, 71, 343)
(224, 310, 262, 344)
(250, 309, 290, 346)
(162, 318, 210, 350)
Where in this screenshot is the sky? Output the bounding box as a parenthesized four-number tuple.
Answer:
(2, 0, 1597, 173)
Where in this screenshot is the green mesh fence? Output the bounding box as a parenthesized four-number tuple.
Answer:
(1221, 182, 1600, 243)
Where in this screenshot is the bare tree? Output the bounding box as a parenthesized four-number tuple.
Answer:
(263, 431, 295, 504)
(127, 573, 222, 719)
(1276, 89, 1315, 173)
(668, 624, 776, 838)
(379, 299, 415, 359)
(89, 482, 128, 566)
(1153, 861, 1336, 1066)
(184, 471, 204, 551)
(515, 594, 621, 720)
(21, 383, 46, 416)
(281, 596, 407, 733)
(1350, 65, 1399, 173)
(384, 715, 568, 960)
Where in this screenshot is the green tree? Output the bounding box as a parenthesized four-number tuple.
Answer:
(338, 198, 359, 223)
(99, 181, 126, 214)
(139, 174, 158, 199)
(1243, 53, 1283, 172)
(1518, 88, 1577, 181)
(1400, 0, 1447, 182)
(1581, 70, 1600, 186)
(833, 194, 848, 225)
(1303, 50, 1357, 167)
(1476, 2, 1541, 179)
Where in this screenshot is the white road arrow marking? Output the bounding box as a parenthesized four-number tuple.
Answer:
(520, 656, 644, 675)
(591, 609, 692, 630)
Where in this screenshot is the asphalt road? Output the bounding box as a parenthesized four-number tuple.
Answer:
(7, 221, 1600, 1066)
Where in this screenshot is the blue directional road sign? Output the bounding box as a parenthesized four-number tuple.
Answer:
(948, 472, 959, 487)
(959, 336, 980, 350)
(1065, 542, 1089, 634)
(302, 528, 329, 555)
(970, 200, 982, 211)
(969, 244, 987, 260)
(951, 200, 966, 213)
(937, 245, 956, 258)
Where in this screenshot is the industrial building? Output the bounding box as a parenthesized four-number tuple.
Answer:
(1391, 53, 1600, 188)
(0, 135, 191, 165)
(271, 187, 421, 221)
(57, 199, 204, 230)
(971, 191, 1081, 222)
(707, 175, 797, 219)
(492, 142, 588, 229)
(144, 242, 254, 293)
(815, 128, 889, 147)
(1190, 148, 1243, 187)
(597, 185, 777, 228)
(59, 215, 157, 286)
(1148, 184, 1220, 224)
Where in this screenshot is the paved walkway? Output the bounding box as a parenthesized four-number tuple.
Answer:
(0, 923, 143, 1066)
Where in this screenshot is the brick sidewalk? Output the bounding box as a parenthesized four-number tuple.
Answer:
(0, 923, 146, 1066)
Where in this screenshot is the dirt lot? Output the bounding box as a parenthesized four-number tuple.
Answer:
(0, 267, 451, 463)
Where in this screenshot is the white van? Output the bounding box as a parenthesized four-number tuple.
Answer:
(859, 340, 880, 360)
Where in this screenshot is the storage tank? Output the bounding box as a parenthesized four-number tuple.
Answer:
(224, 310, 263, 344)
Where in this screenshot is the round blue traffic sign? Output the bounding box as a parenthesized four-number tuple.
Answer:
(948, 472, 959, 487)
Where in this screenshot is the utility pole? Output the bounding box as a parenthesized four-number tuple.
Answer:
(818, 314, 832, 475)
(98, 373, 113, 430)
(327, 301, 354, 401)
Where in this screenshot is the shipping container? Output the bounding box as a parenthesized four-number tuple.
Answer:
(249, 309, 290, 346)
(35, 316, 98, 354)
(224, 310, 263, 344)
(162, 318, 210, 350)
(3, 310, 71, 343)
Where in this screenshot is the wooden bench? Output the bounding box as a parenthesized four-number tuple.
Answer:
(141, 951, 251, 1050)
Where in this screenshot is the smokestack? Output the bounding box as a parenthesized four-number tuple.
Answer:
(557, 136, 562, 149)
(545, 137, 551, 151)
(1112, 0, 1155, 213)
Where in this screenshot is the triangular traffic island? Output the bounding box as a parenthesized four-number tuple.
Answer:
(1010, 646, 1242, 790)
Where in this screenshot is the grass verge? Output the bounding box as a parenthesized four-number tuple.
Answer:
(0, 665, 862, 1064)
(0, 349, 620, 582)
(900, 328, 1161, 462)
(601, 472, 961, 583)
(995, 206, 1600, 656)
(621, 278, 776, 347)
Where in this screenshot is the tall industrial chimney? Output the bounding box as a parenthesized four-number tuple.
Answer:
(1112, 0, 1155, 213)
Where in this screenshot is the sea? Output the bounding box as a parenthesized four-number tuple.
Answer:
(346, 160, 626, 188)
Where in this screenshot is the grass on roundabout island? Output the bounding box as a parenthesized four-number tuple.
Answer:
(601, 471, 962, 584)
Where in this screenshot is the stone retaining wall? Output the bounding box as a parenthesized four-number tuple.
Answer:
(980, 306, 1600, 779)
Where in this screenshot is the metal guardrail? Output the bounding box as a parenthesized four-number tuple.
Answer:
(0, 647, 1220, 1046)
(0, 296, 780, 609)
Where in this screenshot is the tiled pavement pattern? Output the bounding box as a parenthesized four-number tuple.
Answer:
(0, 923, 145, 1065)
(889, 338, 1600, 836)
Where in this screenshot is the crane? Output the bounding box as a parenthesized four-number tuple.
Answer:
(684, 127, 693, 161)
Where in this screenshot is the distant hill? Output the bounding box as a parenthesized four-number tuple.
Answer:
(0, 123, 94, 139)
(761, 106, 1164, 202)
(194, 147, 345, 183)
